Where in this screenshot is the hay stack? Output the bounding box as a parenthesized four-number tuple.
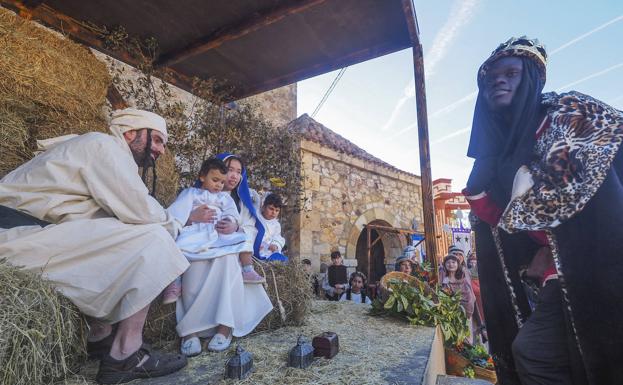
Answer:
(141, 261, 312, 351)
(0, 259, 87, 385)
(255, 261, 312, 332)
(140, 149, 181, 207)
(0, 7, 110, 177)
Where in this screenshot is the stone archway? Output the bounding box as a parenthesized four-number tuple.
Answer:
(345, 208, 406, 281)
(355, 219, 389, 282)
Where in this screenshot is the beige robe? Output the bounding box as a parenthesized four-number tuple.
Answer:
(0, 132, 189, 323)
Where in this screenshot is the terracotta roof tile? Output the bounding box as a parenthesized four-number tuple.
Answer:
(288, 114, 418, 177)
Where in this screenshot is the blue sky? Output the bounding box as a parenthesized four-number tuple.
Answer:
(297, 0, 623, 191)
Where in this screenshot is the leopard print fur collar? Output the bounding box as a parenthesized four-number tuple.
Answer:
(500, 91, 623, 232)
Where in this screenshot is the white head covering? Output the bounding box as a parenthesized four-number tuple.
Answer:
(109, 108, 168, 143)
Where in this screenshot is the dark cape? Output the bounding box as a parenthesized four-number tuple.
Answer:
(471, 92, 623, 385)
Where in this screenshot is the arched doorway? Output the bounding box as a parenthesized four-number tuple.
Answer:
(355, 220, 390, 283)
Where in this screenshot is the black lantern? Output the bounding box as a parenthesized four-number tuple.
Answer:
(288, 335, 315, 369)
(225, 345, 253, 380)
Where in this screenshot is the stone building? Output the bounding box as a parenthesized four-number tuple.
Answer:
(286, 114, 424, 281)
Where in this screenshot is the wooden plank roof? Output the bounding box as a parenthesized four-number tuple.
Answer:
(2, 0, 419, 101)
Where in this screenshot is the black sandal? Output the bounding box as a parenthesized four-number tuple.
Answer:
(95, 344, 187, 384)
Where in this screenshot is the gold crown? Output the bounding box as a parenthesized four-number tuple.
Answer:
(479, 36, 548, 83)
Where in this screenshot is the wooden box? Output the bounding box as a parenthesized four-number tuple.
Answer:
(312, 332, 339, 359)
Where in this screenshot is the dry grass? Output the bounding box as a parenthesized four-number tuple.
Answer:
(141, 261, 313, 354)
(140, 150, 180, 207)
(255, 261, 313, 332)
(67, 301, 437, 385)
(0, 259, 87, 385)
(0, 7, 109, 177)
(142, 301, 179, 352)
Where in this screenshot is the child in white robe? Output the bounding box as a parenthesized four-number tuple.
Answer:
(257, 193, 287, 261)
(162, 158, 246, 304)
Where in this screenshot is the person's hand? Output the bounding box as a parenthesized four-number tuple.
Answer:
(268, 244, 278, 252)
(215, 217, 237, 235)
(186, 204, 217, 225)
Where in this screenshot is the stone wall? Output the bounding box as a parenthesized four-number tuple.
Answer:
(286, 139, 423, 274)
(243, 84, 297, 128)
(92, 51, 296, 129)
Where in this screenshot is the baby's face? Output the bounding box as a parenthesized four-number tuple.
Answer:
(262, 204, 280, 220)
(200, 169, 227, 193)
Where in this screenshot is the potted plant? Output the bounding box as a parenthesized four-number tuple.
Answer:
(371, 278, 497, 383)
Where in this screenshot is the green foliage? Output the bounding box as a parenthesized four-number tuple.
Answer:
(456, 342, 495, 369)
(371, 280, 470, 346)
(100, 27, 303, 210)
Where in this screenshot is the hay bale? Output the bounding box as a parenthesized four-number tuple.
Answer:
(140, 261, 312, 352)
(143, 302, 178, 351)
(255, 261, 312, 332)
(0, 8, 109, 117)
(0, 259, 87, 385)
(0, 7, 110, 177)
(140, 150, 180, 207)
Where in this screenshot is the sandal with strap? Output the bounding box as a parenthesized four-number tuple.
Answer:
(95, 344, 187, 384)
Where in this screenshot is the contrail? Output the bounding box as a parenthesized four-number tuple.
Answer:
(427, 14, 623, 123)
(425, 0, 480, 79)
(556, 62, 623, 91)
(430, 61, 623, 146)
(380, 0, 479, 131)
(429, 91, 478, 119)
(549, 14, 623, 55)
(431, 125, 471, 145)
(420, 15, 623, 145)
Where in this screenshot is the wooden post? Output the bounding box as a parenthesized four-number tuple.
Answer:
(400, 0, 438, 281)
(366, 225, 372, 282)
(412, 43, 438, 282)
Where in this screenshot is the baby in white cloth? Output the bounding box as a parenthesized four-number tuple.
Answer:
(162, 158, 246, 304)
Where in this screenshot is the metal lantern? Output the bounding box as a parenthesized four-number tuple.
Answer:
(225, 345, 253, 380)
(288, 335, 315, 369)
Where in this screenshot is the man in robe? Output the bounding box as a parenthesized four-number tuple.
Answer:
(464, 37, 623, 385)
(0, 108, 204, 384)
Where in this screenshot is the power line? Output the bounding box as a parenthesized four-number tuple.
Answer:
(311, 67, 347, 118)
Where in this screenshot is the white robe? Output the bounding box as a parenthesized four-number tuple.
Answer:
(257, 214, 285, 258)
(0, 132, 189, 323)
(174, 187, 272, 338)
(168, 188, 247, 261)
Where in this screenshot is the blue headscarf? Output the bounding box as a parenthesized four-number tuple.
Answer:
(196, 152, 265, 258)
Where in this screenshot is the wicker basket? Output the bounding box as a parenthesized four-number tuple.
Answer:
(474, 364, 498, 384)
(444, 347, 498, 384)
(379, 271, 437, 301)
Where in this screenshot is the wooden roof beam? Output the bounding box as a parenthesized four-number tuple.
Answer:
(0, 0, 197, 93)
(154, 0, 328, 68)
(230, 40, 410, 100)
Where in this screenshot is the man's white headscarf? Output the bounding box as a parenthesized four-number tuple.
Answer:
(36, 108, 168, 153)
(109, 108, 168, 143)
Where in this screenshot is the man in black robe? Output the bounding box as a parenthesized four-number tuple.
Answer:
(464, 36, 623, 385)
